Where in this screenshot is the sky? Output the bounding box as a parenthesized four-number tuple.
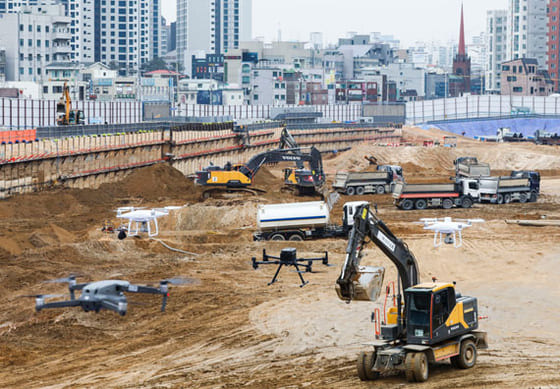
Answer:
(162, 0, 509, 46)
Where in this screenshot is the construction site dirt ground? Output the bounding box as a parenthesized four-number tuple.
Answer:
(1, 127, 560, 388)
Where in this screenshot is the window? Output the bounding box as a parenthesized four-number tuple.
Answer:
(253, 94, 258, 100)
(19, 24, 23, 31)
(513, 86, 523, 92)
(37, 25, 41, 32)
(28, 25, 32, 32)
(43, 86, 48, 94)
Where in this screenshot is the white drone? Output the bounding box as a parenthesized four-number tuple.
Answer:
(116, 206, 182, 239)
(417, 217, 485, 248)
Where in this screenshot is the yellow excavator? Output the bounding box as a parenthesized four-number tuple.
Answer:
(56, 82, 85, 125)
(195, 127, 325, 196)
(336, 203, 487, 382)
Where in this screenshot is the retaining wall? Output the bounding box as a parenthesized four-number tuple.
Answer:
(0, 123, 401, 198)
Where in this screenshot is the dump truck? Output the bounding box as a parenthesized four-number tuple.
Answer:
(392, 182, 475, 210)
(474, 176, 535, 204)
(333, 166, 403, 196)
(454, 157, 490, 178)
(253, 201, 369, 241)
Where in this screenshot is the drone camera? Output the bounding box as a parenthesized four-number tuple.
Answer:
(159, 281, 169, 293)
(118, 301, 128, 313)
(35, 297, 45, 311)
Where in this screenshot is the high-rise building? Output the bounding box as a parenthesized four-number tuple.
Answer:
(64, 0, 160, 75)
(168, 21, 176, 51)
(486, 10, 508, 92)
(0, 1, 72, 81)
(506, 0, 547, 68)
(547, 0, 560, 90)
(176, 0, 252, 72)
(0, 0, 39, 13)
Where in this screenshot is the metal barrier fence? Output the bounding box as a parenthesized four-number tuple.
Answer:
(406, 95, 560, 124)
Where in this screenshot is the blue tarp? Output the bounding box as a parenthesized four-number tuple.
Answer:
(427, 117, 560, 138)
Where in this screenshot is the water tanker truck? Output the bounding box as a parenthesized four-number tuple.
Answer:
(253, 201, 369, 241)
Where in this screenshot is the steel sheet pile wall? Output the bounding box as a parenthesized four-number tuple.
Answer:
(0, 122, 401, 198)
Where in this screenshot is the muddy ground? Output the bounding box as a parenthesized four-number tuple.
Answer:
(1, 127, 560, 388)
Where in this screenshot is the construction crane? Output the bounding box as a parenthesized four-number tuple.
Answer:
(56, 82, 85, 126)
(336, 203, 487, 382)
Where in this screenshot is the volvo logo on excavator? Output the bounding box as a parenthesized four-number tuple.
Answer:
(281, 156, 303, 161)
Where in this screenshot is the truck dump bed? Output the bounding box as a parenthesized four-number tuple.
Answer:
(333, 171, 390, 188)
(393, 183, 457, 197)
(257, 201, 330, 231)
(456, 163, 491, 177)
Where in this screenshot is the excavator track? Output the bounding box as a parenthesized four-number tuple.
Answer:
(201, 187, 267, 200)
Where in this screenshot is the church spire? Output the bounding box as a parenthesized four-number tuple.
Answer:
(458, 3, 466, 56)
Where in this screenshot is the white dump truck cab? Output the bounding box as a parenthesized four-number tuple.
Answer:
(342, 201, 370, 230)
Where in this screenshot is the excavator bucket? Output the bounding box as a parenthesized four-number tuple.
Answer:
(336, 266, 385, 302)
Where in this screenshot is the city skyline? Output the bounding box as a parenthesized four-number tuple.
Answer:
(162, 0, 508, 46)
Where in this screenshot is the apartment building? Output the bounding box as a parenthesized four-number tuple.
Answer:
(0, 2, 72, 81)
(176, 0, 252, 71)
(506, 0, 547, 67)
(486, 10, 508, 92)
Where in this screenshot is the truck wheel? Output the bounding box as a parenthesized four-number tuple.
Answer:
(415, 199, 428, 210)
(346, 187, 356, 196)
(530, 191, 538, 202)
(270, 234, 285, 241)
(356, 186, 365, 196)
(461, 197, 473, 208)
(497, 194, 504, 204)
(376, 185, 385, 194)
(504, 194, 512, 204)
(451, 339, 477, 369)
(288, 234, 304, 241)
(401, 199, 414, 211)
(442, 198, 453, 209)
(519, 193, 528, 203)
(357, 351, 379, 381)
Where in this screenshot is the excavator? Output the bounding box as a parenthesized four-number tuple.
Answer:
(195, 127, 325, 196)
(56, 82, 85, 126)
(336, 203, 487, 382)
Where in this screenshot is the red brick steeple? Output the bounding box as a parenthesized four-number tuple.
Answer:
(453, 2, 471, 95)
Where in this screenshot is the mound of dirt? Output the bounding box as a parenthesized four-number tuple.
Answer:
(251, 166, 280, 190)
(99, 163, 202, 202)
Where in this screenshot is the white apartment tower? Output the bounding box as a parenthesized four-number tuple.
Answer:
(486, 10, 508, 92)
(506, 0, 547, 68)
(0, 1, 72, 81)
(176, 0, 252, 71)
(64, 0, 161, 75)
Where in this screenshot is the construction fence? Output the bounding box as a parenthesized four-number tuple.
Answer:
(406, 95, 560, 124)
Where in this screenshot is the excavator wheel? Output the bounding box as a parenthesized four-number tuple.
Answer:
(451, 339, 477, 369)
(357, 351, 379, 381)
(405, 352, 429, 382)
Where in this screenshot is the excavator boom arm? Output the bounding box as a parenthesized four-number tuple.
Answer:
(336, 204, 420, 302)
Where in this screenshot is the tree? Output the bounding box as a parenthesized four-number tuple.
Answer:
(141, 57, 169, 72)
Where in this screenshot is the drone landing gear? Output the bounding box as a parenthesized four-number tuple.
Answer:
(251, 248, 330, 287)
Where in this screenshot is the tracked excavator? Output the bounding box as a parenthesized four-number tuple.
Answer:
(336, 203, 487, 382)
(56, 82, 85, 125)
(195, 127, 325, 197)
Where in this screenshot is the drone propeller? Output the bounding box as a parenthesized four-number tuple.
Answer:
(43, 275, 81, 285)
(162, 277, 199, 285)
(20, 294, 66, 299)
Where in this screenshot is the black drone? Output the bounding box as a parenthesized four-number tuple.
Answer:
(251, 248, 331, 287)
(24, 276, 190, 316)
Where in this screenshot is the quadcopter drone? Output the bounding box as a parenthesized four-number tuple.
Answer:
(252, 248, 331, 287)
(417, 217, 484, 248)
(115, 206, 182, 239)
(24, 275, 190, 316)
